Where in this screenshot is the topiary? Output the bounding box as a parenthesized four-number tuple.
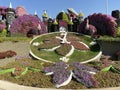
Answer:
(56, 11, 69, 23)
(78, 13, 117, 36)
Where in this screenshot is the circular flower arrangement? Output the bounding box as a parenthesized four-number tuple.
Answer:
(30, 32, 101, 63)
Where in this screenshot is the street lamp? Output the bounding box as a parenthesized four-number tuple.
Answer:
(106, 0, 108, 14)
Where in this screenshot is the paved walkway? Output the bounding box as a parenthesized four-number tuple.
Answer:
(0, 41, 30, 67)
(0, 80, 120, 90)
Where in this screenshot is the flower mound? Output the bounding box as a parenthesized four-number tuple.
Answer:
(10, 15, 47, 36)
(42, 62, 98, 88)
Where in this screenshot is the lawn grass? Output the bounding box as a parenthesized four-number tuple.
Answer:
(97, 35, 120, 42)
(69, 49, 99, 62)
(0, 37, 31, 42)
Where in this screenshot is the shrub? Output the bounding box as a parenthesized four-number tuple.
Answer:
(117, 27, 120, 36)
(0, 29, 7, 37)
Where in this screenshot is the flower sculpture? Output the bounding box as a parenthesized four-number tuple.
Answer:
(10, 15, 47, 36)
(42, 62, 98, 88)
(38, 31, 90, 62)
(79, 13, 117, 36)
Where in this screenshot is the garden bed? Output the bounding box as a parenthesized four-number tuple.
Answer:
(0, 58, 119, 89)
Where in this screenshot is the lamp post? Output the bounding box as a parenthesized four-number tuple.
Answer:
(106, 0, 108, 14)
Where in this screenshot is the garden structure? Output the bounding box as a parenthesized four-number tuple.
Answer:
(0, 4, 120, 89)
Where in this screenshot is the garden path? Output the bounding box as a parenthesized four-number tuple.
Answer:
(0, 41, 30, 67)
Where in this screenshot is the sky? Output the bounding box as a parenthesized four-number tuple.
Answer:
(0, 0, 120, 19)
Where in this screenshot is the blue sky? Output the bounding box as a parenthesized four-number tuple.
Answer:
(0, 0, 120, 19)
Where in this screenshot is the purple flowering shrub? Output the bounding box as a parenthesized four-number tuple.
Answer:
(0, 23, 6, 32)
(78, 13, 117, 36)
(42, 61, 98, 88)
(0, 6, 7, 15)
(10, 15, 47, 36)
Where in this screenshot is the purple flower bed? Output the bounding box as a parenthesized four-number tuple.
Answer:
(53, 69, 71, 85)
(71, 62, 98, 73)
(73, 69, 98, 87)
(43, 62, 68, 73)
(42, 61, 98, 88)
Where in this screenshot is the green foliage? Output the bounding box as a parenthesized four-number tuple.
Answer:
(0, 29, 7, 37)
(98, 36, 120, 42)
(62, 12, 69, 23)
(56, 12, 69, 23)
(117, 27, 120, 36)
(0, 37, 31, 43)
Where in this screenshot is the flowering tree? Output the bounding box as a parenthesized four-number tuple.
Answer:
(78, 13, 117, 36)
(10, 15, 47, 36)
